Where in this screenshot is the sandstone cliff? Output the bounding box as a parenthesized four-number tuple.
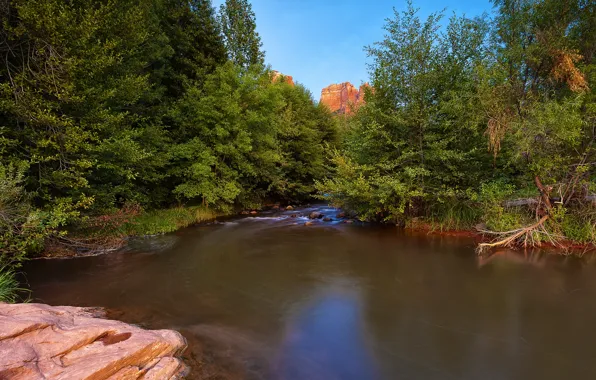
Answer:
(271, 70, 294, 86)
(320, 82, 370, 115)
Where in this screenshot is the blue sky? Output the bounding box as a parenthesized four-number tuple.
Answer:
(213, 0, 494, 98)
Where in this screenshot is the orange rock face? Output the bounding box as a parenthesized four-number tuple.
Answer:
(271, 70, 294, 86)
(320, 82, 369, 115)
(356, 83, 371, 107)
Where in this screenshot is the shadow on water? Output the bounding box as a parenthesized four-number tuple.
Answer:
(23, 204, 596, 380)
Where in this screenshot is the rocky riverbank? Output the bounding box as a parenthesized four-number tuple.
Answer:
(0, 303, 188, 379)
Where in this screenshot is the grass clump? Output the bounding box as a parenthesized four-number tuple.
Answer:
(424, 198, 482, 231)
(123, 206, 218, 236)
(0, 265, 27, 303)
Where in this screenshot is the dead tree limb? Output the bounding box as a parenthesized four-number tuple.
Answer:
(476, 215, 550, 254)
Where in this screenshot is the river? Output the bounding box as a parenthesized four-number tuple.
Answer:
(24, 205, 596, 379)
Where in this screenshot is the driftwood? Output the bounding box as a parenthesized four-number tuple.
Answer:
(503, 198, 539, 207)
(476, 215, 552, 253)
(478, 175, 558, 253)
(503, 194, 596, 207)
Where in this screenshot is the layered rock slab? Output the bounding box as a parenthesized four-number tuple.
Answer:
(0, 303, 188, 379)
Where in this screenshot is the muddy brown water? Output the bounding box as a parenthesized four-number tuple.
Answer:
(24, 205, 596, 379)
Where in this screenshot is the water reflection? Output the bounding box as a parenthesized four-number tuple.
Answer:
(477, 249, 548, 268)
(275, 281, 378, 380)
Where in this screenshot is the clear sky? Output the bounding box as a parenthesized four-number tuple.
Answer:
(213, 0, 494, 99)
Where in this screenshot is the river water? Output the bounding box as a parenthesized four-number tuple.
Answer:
(24, 205, 596, 379)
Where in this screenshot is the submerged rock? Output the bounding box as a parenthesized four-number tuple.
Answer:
(323, 217, 333, 222)
(304, 221, 314, 226)
(0, 303, 188, 379)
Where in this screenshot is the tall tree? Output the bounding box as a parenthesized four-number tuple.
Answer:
(160, 0, 227, 97)
(0, 0, 170, 210)
(218, 0, 265, 69)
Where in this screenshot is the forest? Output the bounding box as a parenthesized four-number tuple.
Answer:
(1, 0, 595, 301)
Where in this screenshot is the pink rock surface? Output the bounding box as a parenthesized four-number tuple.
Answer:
(0, 303, 188, 379)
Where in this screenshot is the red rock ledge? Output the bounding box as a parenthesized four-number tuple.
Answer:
(0, 303, 188, 379)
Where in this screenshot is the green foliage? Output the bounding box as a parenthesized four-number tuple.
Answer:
(274, 83, 338, 202)
(0, 265, 27, 303)
(560, 214, 596, 244)
(0, 162, 89, 265)
(319, 2, 494, 223)
(123, 207, 218, 236)
(425, 198, 483, 231)
(0, 0, 338, 267)
(168, 63, 337, 209)
(320, 0, 595, 250)
(475, 181, 529, 232)
(218, 0, 265, 69)
(160, 0, 227, 96)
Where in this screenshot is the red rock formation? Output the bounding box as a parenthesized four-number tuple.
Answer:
(0, 303, 188, 379)
(320, 82, 369, 115)
(356, 83, 371, 107)
(271, 70, 294, 86)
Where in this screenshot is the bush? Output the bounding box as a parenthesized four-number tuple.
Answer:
(475, 181, 530, 232)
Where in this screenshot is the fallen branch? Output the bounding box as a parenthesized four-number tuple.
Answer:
(503, 194, 596, 207)
(476, 215, 550, 254)
(503, 198, 539, 207)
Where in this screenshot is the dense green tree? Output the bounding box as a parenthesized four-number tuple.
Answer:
(159, 0, 227, 97)
(218, 0, 265, 69)
(167, 63, 277, 210)
(0, 0, 170, 211)
(319, 0, 594, 247)
(274, 83, 338, 202)
(167, 64, 337, 209)
(318, 2, 492, 222)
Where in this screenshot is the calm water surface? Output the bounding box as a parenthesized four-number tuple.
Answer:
(24, 205, 596, 379)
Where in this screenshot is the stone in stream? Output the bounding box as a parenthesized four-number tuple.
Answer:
(323, 217, 333, 222)
(309, 211, 324, 219)
(336, 212, 346, 218)
(285, 205, 294, 211)
(0, 303, 188, 379)
(304, 221, 314, 226)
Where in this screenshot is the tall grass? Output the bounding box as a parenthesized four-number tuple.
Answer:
(123, 206, 219, 236)
(424, 200, 482, 231)
(0, 265, 26, 303)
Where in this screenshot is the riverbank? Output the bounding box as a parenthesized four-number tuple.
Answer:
(405, 218, 596, 254)
(0, 206, 223, 302)
(43, 204, 596, 259)
(37, 206, 223, 259)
